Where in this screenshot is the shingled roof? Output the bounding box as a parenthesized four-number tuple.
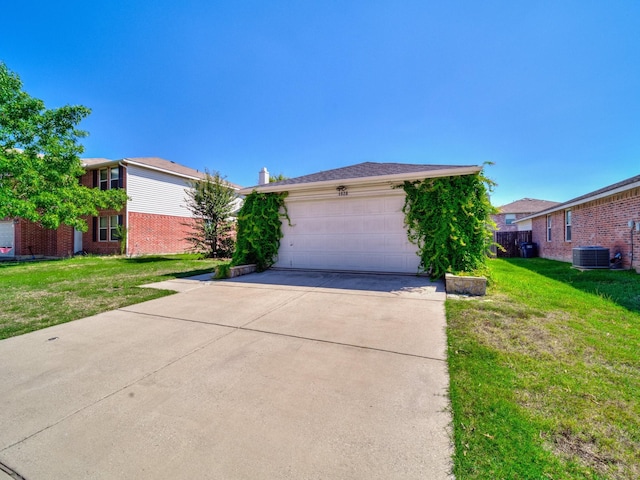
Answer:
(498, 198, 560, 214)
(241, 162, 480, 194)
(124, 157, 206, 180)
(81, 157, 242, 189)
(517, 173, 640, 221)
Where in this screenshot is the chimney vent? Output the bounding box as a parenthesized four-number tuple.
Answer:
(259, 167, 270, 185)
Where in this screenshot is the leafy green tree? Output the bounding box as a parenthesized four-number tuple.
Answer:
(0, 62, 127, 230)
(184, 170, 238, 258)
(269, 173, 288, 182)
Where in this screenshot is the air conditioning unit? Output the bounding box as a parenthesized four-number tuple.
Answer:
(572, 247, 610, 268)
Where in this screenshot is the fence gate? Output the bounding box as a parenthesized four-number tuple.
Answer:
(494, 231, 532, 258)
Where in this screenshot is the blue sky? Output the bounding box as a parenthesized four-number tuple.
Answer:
(2, 1, 639, 206)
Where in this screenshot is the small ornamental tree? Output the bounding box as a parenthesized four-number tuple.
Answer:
(0, 62, 127, 230)
(400, 166, 497, 278)
(184, 170, 237, 258)
(269, 173, 288, 182)
(231, 191, 289, 271)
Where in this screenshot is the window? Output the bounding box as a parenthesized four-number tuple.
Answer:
(97, 216, 121, 242)
(110, 167, 120, 189)
(110, 215, 121, 241)
(99, 169, 108, 190)
(97, 167, 122, 190)
(546, 215, 552, 242)
(505, 213, 516, 225)
(565, 209, 572, 242)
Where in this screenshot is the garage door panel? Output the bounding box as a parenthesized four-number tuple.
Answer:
(383, 234, 412, 251)
(308, 253, 343, 269)
(275, 194, 420, 273)
(329, 217, 348, 232)
(305, 201, 343, 216)
(361, 236, 386, 251)
(294, 218, 324, 234)
(344, 199, 365, 215)
(385, 214, 407, 230)
(382, 197, 403, 213)
(363, 201, 385, 214)
(362, 216, 386, 232)
(343, 217, 363, 234)
(0, 221, 15, 257)
(384, 255, 408, 271)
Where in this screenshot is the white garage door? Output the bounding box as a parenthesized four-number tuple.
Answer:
(0, 221, 15, 257)
(274, 193, 421, 273)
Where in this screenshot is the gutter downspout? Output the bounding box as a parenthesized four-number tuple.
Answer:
(119, 161, 129, 257)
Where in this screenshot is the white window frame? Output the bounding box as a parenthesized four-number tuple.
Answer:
(546, 214, 552, 242)
(565, 209, 572, 242)
(110, 166, 120, 190)
(98, 216, 121, 242)
(99, 167, 121, 191)
(505, 213, 516, 225)
(99, 169, 108, 191)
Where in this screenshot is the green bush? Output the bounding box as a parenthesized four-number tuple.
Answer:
(214, 262, 231, 279)
(400, 167, 497, 278)
(232, 191, 289, 271)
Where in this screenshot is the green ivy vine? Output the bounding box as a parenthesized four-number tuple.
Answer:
(231, 191, 290, 271)
(400, 167, 497, 278)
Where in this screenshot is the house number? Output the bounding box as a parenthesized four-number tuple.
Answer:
(337, 185, 348, 196)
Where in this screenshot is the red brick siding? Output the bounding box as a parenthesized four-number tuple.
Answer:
(80, 170, 93, 188)
(78, 166, 128, 256)
(16, 220, 74, 258)
(127, 212, 196, 256)
(79, 165, 127, 190)
(81, 209, 124, 256)
(532, 187, 640, 269)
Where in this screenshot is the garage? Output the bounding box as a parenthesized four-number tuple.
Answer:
(241, 162, 481, 274)
(276, 190, 420, 273)
(0, 220, 15, 258)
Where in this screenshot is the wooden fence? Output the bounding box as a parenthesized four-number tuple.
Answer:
(493, 231, 533, 258)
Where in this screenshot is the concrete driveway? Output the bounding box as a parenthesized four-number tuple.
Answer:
(0, 270, 452, 480)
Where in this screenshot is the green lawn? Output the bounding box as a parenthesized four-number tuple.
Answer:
(447, 258, 640, 480)
(0, 255, 221, 340)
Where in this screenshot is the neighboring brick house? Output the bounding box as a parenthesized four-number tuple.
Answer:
(516, 174, 640, 271)
(0, 157, 241, 259)
(0, 218, 75, 260)
(493, 198, 560, 231)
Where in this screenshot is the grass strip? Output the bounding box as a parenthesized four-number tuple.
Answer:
(0, 255, 221, 339)
(447, 258, 639, 480)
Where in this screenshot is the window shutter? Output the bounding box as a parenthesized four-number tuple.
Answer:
(92, 217, 97, 242)
(118, 166, 124, 188)
(118, 214, 124, 226)
(93, 170, 98, 188)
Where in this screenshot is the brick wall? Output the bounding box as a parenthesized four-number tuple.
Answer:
(16, 220, 74, 258)
(127, 212, 196, 256)
(81, 209, 123, 256)
(532, 187, 640, 270)
(79, 166, 127, 256)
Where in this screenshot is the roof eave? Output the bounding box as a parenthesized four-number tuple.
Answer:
(516, 178, 640, 222)
(122, 158, 205, 182)
(239, 165, 481, 195)
(81, 159, 120, 169)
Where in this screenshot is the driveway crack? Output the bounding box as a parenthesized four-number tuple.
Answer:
(0, 459, 27, 480)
